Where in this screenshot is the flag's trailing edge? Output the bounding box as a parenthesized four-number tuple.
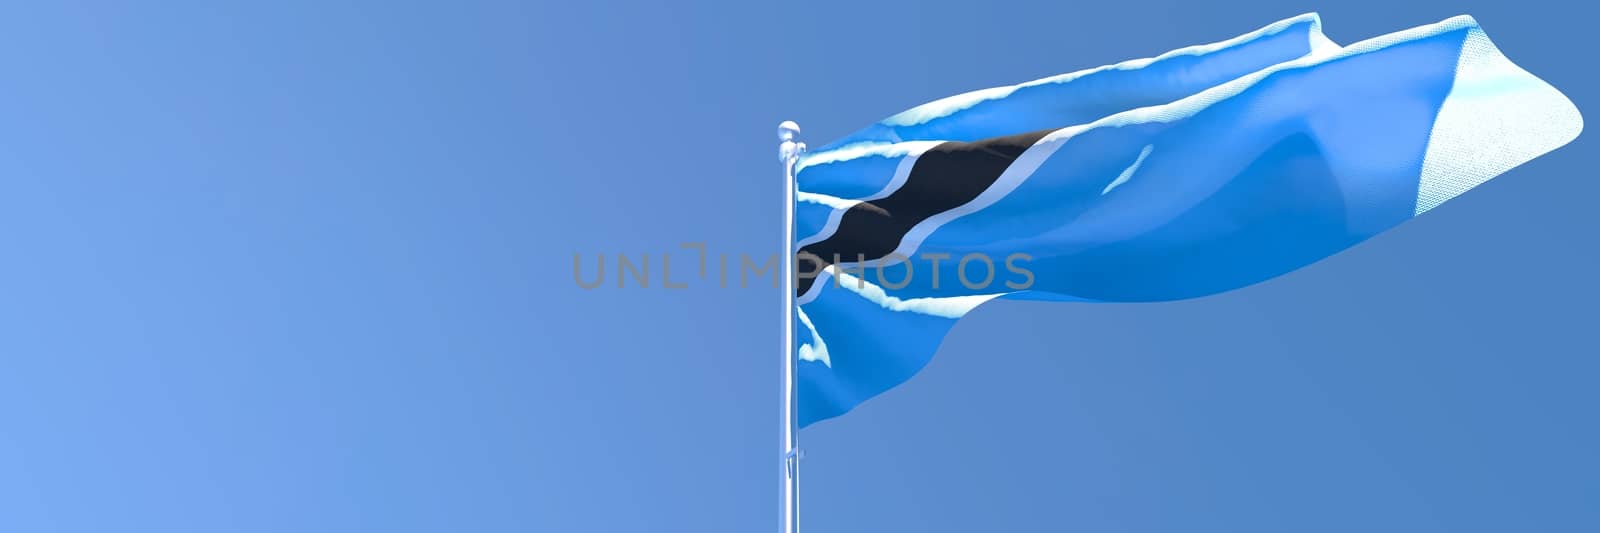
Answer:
(795, 14, 1581, 428)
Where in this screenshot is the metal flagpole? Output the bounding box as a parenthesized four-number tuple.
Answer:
(778, 121, 805, 533)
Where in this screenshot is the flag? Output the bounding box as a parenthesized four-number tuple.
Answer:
(794, 14, 1582, 427)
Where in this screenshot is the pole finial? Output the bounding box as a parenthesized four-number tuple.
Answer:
(778, 121, 806, 164)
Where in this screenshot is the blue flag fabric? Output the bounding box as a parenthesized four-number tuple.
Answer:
(794, 14, 1582, 428)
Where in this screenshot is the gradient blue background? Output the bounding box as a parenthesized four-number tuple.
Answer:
(0, 1, 1594, 531)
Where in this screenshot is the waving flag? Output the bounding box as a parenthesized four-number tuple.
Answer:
(793, 14, 1582, 427)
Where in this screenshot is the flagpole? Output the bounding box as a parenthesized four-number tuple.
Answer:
(778, 121, 805, 533)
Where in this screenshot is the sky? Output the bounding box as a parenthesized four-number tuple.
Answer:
(0, 1, 1595, 532)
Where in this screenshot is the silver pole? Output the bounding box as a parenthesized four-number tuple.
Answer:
(777, 120, 805, 533)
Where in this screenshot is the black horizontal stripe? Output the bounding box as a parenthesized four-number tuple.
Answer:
(797, 128, 1052, 297)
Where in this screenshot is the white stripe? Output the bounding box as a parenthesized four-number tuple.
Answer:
(801, 265, 1003, 316)
(794, 140, 942, 174)
(1103, 145, 1154, 194)
(795, 307, 832, 367)
(797, 191, 856, 210)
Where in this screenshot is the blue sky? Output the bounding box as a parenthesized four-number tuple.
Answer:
(0, 1, 1595, 531)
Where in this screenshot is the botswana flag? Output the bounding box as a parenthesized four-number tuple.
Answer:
(795, 14, 1582, 427)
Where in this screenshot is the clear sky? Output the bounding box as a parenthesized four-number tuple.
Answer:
(0, 1, 1595, 532)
